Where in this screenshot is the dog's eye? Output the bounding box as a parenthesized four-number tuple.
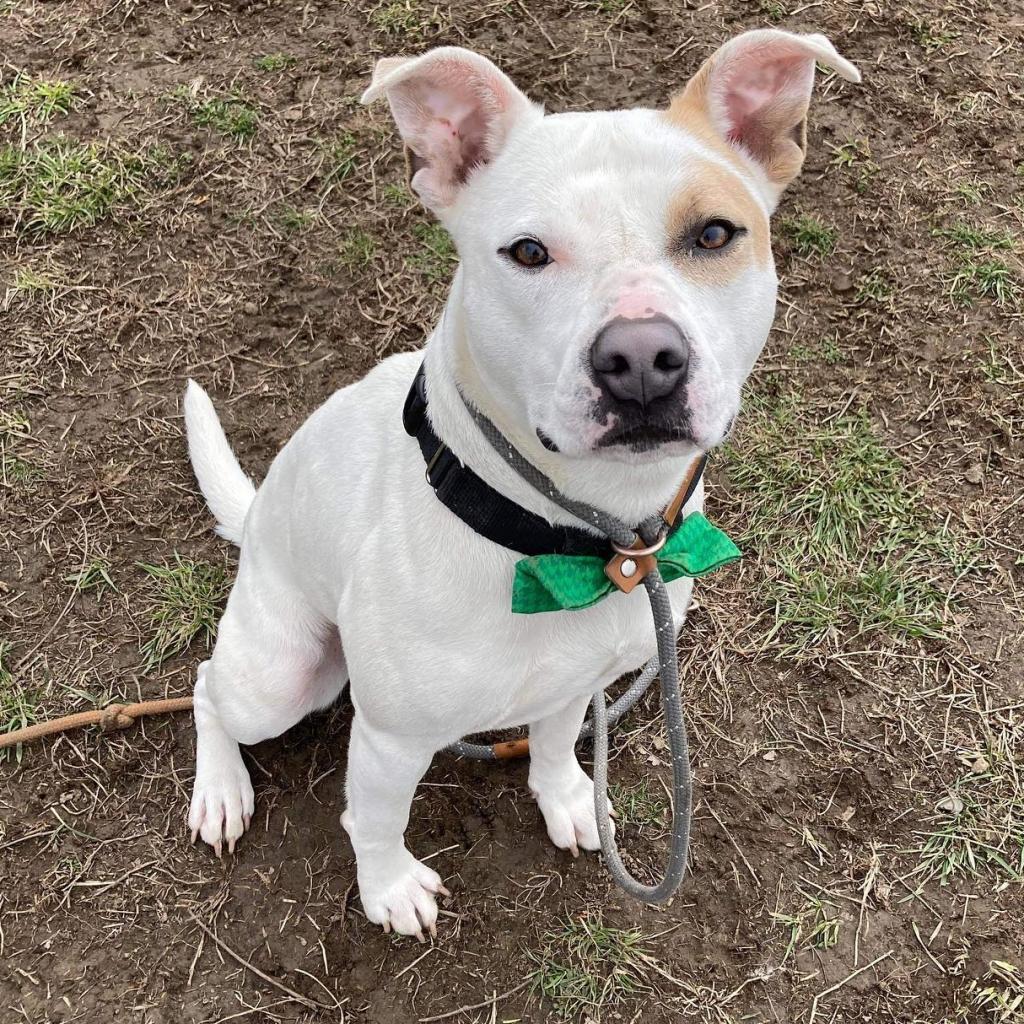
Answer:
(507, 238, 551, 268)
(695, 220, 736, 251)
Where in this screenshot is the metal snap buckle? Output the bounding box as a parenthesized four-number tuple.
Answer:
(611, 531, 668, 559)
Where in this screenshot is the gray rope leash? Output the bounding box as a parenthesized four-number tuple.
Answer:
(450, 400, 693, 904)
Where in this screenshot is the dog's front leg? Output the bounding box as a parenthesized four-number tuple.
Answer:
(529, 695, 615, 858)
(342, 715, 448, 939)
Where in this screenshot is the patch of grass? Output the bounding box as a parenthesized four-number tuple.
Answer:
(948, 259, 1017, 307)
(193, 95, 258, 140)
(759, 0, 787, 22)
(829, 137, 878, 194)
(910, 18, 961, 53)
(724, 392, 979, 658)
(369, 0, 444, 38)
(957, 92, 993, 119)
(965, 961, 1024, 1023)
(0, 408, 37, 487)
(3, 456, 41, 486)
(10, 266, 58, 293)
(980, 335, 1024, 387)
(912, 725, 1024, 886)
(322, 131, 358, 184)
(953, 178, 990, 206)
(934, 222, 1015, 252)
(0, 72, 75, 127)
(0, 409, 30, 443)
(0, 137, 149, 233)
(935, 223, 1019, 307)
(410, 221, 457, 282)
(0, 642, 13, 694)
(148, 143, 194, 185)
(528, 913, 657, 1019)
(781, 214, 837, 258)
(276, 204, 315, 232)
(336, 229, 376, 269)
(609, 779, 667, 831)
(253, 53, 296, 72)
(0, 641, 42, 761)
(770, 892, 841, 963)
(382, 182, 412, 208)
(791, 332, 842, 366)
(65, 558, 117, 595)
(855, 267, 892, 304)
(169, 86, 258, 140)
(138, 556, 229, 672)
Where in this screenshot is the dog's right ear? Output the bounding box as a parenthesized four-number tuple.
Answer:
(362, 47, 541, 212)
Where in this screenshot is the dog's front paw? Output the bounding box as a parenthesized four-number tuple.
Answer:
(531, 765, 614, 857)
(188, 747, 254, 857)
(355, 848, 449, 941)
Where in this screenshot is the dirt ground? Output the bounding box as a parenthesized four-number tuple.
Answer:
(2, 1, 1022, 1022)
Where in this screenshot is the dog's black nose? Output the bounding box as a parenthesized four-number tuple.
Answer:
(590, 315, 689, 410)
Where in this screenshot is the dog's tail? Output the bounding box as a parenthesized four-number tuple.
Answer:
(183, 379, 257, 546)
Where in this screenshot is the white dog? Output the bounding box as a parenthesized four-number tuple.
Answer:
(183, 30, 859, 938)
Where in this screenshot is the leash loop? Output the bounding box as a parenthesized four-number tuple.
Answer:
(457, 396, 695, 904)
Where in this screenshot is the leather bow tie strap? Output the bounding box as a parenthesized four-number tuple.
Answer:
(603, 453, 710, 594)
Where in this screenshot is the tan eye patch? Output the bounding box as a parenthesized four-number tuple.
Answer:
(666, 160, 771, 286)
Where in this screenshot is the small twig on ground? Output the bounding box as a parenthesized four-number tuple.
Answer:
(706, 804, 761, 885)
(187, 911, 336, 1013)
(418, 980, 529, 1022)
(808, 951, 893, 1023)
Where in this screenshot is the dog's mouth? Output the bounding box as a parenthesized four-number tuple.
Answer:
(596, 423, 694, 453)
(537, 422, 695, 456)
(536, 428, 560, 453)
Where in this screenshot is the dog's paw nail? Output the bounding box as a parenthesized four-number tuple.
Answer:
(437, 884, 451, 898)
(429, 922, 437, 939)
(570, 844, 580, 859)
(214, 840, 223, 859)
(190, 829, 198, 844)
(243, 814, 251, 829)
(228, 838, 236, 854)
(416, 930, 426, 944)
(382, 920, 391, 934)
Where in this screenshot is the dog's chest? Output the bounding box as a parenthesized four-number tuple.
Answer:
(491, 575, 694, 727)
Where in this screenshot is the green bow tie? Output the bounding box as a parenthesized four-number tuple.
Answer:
(511, 512, 740, 614)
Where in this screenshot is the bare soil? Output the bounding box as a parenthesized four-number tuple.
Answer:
(1, 2, 1022, 1023)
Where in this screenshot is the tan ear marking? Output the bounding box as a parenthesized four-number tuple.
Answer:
(665, 30, 861, 197)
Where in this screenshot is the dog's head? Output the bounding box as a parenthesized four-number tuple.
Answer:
(364, 32, 859, 464)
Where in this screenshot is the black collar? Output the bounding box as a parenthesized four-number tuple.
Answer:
(403, 362, 706, 559)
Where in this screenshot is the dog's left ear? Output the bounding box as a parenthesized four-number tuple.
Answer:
(362, 47, 541, 212)
(670, 30, 860, 196)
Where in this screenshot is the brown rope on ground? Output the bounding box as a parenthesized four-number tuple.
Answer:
(0, 696, 194, 749)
